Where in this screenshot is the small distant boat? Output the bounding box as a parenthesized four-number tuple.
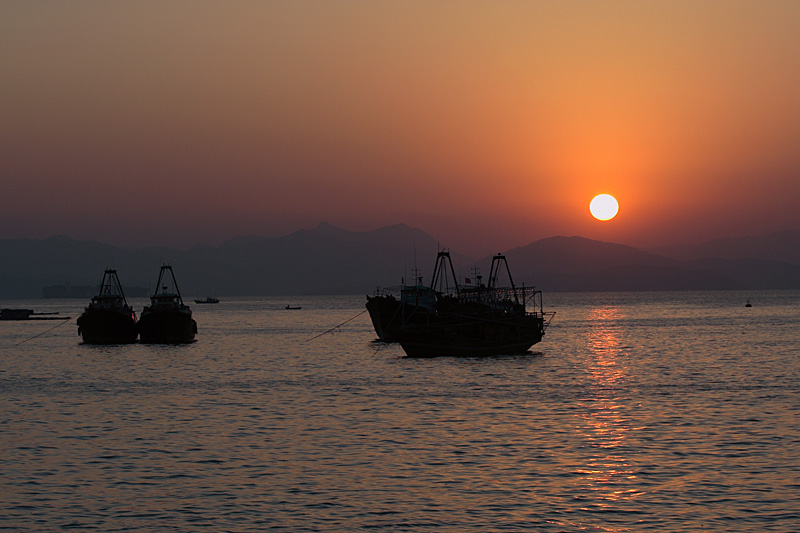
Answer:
(285, 305, 302, 310)
(194, 297, 219, 304)
(0, 308, 33, 321)
(76, 269, 138, 344)
(138, 265, 197, 344)
(1, 308, 65, 321)
(745, 299, 752, 307)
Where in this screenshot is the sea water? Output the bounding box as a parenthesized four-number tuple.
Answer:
(1, 291, 798, 532)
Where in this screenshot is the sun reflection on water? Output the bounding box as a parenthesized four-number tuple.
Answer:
(574, 305, 645, 507)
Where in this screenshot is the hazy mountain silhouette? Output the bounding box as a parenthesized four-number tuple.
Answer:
(0, 223, 464, 298)
(650, 230, 800, 265)
(177, 223, 463, 296)
(496, 236, 741, 292)
(686, 257, 800, 290)
(2, 225, 799, 298)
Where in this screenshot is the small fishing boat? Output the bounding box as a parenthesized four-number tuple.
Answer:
(1, 308, 65, 321)
(745, 299, 752, 307)
(138, 265, 197, 344)
(285, 304, 302, 310)
(194, 297, 219, 304)
(76, 269, 138, 344)
(0, 308, 34, 321)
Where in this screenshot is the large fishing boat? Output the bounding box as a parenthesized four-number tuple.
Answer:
(76, 269, 138, 344)
(369, 251, 549, 357)
(138, 265, 197, 344)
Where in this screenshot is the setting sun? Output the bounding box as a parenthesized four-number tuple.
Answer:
(590, 194, 619, 221)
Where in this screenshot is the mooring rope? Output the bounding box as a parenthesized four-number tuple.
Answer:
(303, 309, 368, 343)
(15, 317, 73, 346)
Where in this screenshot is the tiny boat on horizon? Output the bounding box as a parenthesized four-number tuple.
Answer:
(285, 304, 302, 310)
(138, 265, 197, 344)
(1, 308, 65, 321)
(194, 297, 219, 304)
(76, 269, 138, 344)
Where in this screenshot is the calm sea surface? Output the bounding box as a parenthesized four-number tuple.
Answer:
(1, 291, 799, 532)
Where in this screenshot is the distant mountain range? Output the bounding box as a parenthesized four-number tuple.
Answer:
(1, 223, 799, 298)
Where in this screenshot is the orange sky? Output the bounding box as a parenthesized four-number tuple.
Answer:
(2, 1, 799, 256)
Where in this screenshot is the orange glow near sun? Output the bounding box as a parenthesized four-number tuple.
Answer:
(590, 194, 619, 221)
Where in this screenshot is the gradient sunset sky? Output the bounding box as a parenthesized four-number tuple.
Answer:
(3, 1, 799, 256)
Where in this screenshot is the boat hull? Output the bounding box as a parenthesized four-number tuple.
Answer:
(138, 310, 197, 344)
(366, 295, 433, 342)
(398, 332, 543, 358)
(396, 315, 545, 358)
(77, 309, 138, 344)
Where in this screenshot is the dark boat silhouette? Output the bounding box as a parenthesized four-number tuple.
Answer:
(285, 305, 302, 310)
(366, 267, 437, 342)
(1, 308, 65, 321)
(138, 265, 197, 344)
(369, 251, 549, 357)
(194, 297, 219, 304)
(76, 269, 138, 344)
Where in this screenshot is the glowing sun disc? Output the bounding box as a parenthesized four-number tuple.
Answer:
(590, 194, 619, 221)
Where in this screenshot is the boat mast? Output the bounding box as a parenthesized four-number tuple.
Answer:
(99, 269, 112, 296)
(154, 264, 185, 304)
(430, 250, 460, 296)
(107, 269, 128, 303)
(488, 254, 519, 302)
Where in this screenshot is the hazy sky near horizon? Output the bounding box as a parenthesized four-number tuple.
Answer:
(3, 1, 800, 255)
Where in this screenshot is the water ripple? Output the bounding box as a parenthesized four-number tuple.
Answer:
(1, 292, 799, 531)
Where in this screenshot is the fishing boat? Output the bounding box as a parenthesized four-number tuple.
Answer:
(371, 251, 550, 357)
(76, 269, 138, 344)
(285, 305, 302, 310)
(138, 265, 197, 344)
(194, 297, 219, 304)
